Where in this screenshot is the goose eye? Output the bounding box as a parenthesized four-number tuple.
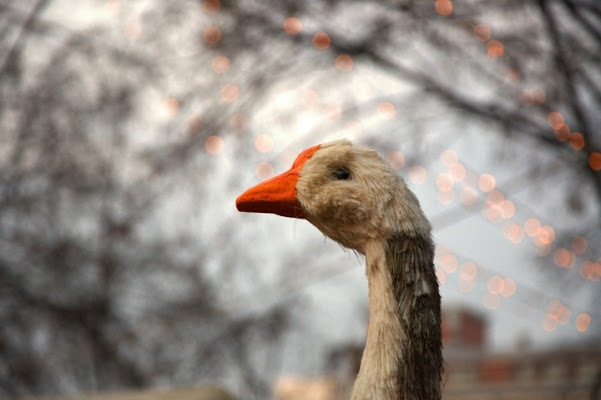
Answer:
(335, 168, 350, 180)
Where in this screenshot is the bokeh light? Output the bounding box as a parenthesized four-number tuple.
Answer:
(449, 163, 466, 181)
(547, 111, 565, 130)
(589, 152, 601, 171)
(387, 151, 405, 170)
(409, 166, 427, 184)
(487, 275, 504, 295)
(335, 55, 354, 72)
(487, 40, 504, 57)
(440, 149, 458, 167)
(473, 24, 491, 41)
(483, 293, 500, 310)
(221, 84, 239, 102)
(440, 253, 458, 273)
(312, 32, 331, 50)
(524, 218, 541, 237)
(435, 0, 453, 16)
(554, 124, 571, 142)
(205, 135, 224, 155)
(500, 278, 515, 297)
(571, 236, 587, 255)
(162, 97, 180, 116)
(478, 173, 496, 192)
(458, 278, 475, 293)
(211, 56, 230, 74)
(377, 102, 396, 120)
(283, 17, 302, 35)
(579, 260, 601, 282)
(437, 190, 454, 205)
(459, 187, 478, 206)
(105, 0, 121, 16)
(460, 262, 478, 280)
(202, 0, 221, 14)
(255, 134, 274, 153)
(553, 248, 573, 268)
(436, 268, 446, 285)
(547, 300, 571, 325)
(569, 132, 585, 150)
(255, 162, 274, 180)
(503, 221, 524, 244)
(575, 313, 591, 332)
(203, 26, 222, 44)
(436, 173, 454, 192)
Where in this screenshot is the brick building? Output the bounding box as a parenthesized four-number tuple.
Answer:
(275, 307, 601, 400)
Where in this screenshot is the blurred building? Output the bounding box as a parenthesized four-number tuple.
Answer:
(274, 307, 601, 400)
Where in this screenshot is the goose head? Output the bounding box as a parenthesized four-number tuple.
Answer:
(236, 140, 430, 254)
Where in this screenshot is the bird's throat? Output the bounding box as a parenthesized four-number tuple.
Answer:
(351, 236, 442, 400)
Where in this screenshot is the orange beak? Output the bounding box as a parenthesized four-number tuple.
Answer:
(236, 144, 320, 219)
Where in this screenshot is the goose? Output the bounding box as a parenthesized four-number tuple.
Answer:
(236, 140, 442, 400)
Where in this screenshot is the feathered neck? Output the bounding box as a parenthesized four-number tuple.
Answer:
(351, 234, 442, 400)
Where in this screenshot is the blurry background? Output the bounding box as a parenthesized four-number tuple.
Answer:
(1, 0, 600, 399)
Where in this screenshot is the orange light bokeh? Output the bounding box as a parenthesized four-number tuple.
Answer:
(335, 54, 354, 72)
(487, 40, 504, 57)
(487, 275, 504, 295)
(483, 293, 500, 310)
(440, 253, 458, 273)
(524, 218, 541, 237)
(435, 0, 453, 16)
(500, 278, 515, 297)
(478, 173, 496, 192)
(589, 152, 601, 171)
(203, 26, 222, 44)
(449, 163, 466, 181)
(312, 32, 331, 50)
(459, 187, 478, 206)
(571, 236, 587, 255)
(211, 56, 230, 74)
(440, 149, 458, 167)
(387, 151, 405, 170)
(283, 17, 302, 35)
(323, 104, 342, 122)
(377, 102, 396, 120)
(436, 268, 446, 285)
(255, 162, 274, 180)
(437, 190, 455, 205)
(254, 134, 274, 153)
(554, 124, 571, 142)
(436, 173, 454, 192)
(220, 84, 239, 102)
(163, 97, 180, 116)
(569, 132, 585, 150)
(460, 262, 478, 280)
(473, 24, 491, 41)
(409, 166, 427, 184)
(458, 278, 475, 293)
(205, 135, 224, 155)
(553, 248, 573, 268)
(503, 221, 524, 244)
(575, 313, 591, 332)
(105, 0, 121, 16)
(547, 111, 565, 130)
(202, 0, 221, 14)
